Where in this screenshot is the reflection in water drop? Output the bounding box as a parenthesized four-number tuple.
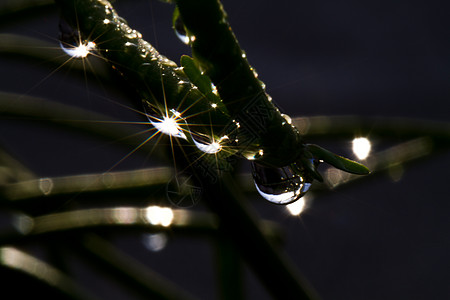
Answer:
(142, 233, 168, 252)
(251, 163, 311, 205)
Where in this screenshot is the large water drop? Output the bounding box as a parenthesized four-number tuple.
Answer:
(251, 162, 311, 205)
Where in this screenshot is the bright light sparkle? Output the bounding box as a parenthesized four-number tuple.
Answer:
(61, 41, 96, 58)
(144, 206, 174, 227)
(286, 197, 306, 216)
(151, 115, 186, 139)
(192, 135, 228, 154)
(193, 139, 222, 154)
(352, 137, 371, 160)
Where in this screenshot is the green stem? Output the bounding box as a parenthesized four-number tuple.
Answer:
(176, 0, 305, 167)
(0, 246, 100, 300)
(56, 0, 232, 146)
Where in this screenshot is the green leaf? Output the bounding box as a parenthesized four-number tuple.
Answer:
(180, 55, 212, 94)
(306, 144, 370, 175)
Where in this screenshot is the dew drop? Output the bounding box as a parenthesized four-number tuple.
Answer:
(58, 19, 95, 58)
(260, 81, 266, 90)
(144, 104, 187, 139)
(104, 5, 113, 15)
(243, 149, 264, 160)
(124, 41, 137, 47)
(251, 67, 258, 78)
(211, 82, 219, 95)
(191, 133, 222, 154)
(125, 29, 142, 39)
(174, 13, 190, 44)
(150, 115, 186, 139)
(251, 162, 311, 205)
(281, 113, 292, 125)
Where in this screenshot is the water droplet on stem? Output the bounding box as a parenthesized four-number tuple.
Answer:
(251, 162, 311, 204)
(58, 19, 95, 58)
(174, 13, 194, 44)
(144, 104, 187, 139)
(191, 134, 222, 154)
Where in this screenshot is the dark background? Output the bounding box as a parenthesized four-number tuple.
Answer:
(0, 0, 449, 299)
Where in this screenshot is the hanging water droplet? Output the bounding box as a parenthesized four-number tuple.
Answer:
(174, 13, 190, 44)
(58, 19, 95, 58)
(190, 133, 222, 154)
(251, 162, 311, 205)
(150, 115, 186, 139)
(143, 103, 187, 139)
